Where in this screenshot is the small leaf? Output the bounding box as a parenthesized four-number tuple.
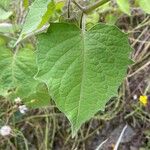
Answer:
(17, 0, 55, 43)
(0, 0, 11, 9)
(0, 23, 14, 33)
(138, 0, 150, 14)
(36, 23, 131, 136)
(116, 0, 131, 15)
(0, 8, 12, 20)
(37, 1, 55, 29)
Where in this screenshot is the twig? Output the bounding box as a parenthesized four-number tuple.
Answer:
(67, 0, 71, 18)
(72, 0, 110, 14)
(84, 0, 110, 13)
(95, 138, 108, 150)
(127, 61, 150, 78)
(114, 125, 128, 150)
(14, 24, 49, 47)
(72, 0, 83, 12)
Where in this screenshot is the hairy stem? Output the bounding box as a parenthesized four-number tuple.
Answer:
(67, 0, 71, 18)
(72, 0, 110, 14)
(81, 13, 86, 32)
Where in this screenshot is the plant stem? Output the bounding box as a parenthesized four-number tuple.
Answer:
(114, 125, 128, 150)
(72, 0, 83, 11)
(81, 13, 86, 32)
(85, 0, 110, 13)
(72, 0, 110, 14)
(67, 0, 71, 18)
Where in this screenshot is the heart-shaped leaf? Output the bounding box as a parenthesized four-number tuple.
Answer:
(36, 23, 131, 136)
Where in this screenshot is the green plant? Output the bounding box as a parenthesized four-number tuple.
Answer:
(1, 0, 143, 137)
(116, 0, 150, 15)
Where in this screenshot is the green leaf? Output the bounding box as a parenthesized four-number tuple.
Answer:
(36, 23, 131, 136)
(23, 0, 29, 9)
(116, 0, 131, 15)
(105, 14, 118, 25)
(0, 8, 12, 20)
(86, 12, 100, 29)
(25, 82, 51, 108)
(55, 1, 64, 11)
(0, 0, 11, 9)
(0, 36, 6, 46)
(0, 47, 50, 108)
(0, 23, 14, 33)
(17, 0, 55, 43)
(0, 47, 38, 98)
(138, 0, 150, 14)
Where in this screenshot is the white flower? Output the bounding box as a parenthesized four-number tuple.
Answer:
(133, 95, 137, 100)
(19, 105, 28, 114)
(0, 125, 11, 136)
(14, 97, 22, 104)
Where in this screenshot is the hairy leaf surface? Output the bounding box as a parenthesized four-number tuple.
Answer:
(25, 83, 50, 108)
(36, 23, 131, 136)
(0, 47, 38, 98)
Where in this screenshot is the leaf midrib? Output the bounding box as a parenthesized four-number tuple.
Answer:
(75, 30, 86, 127)
(11, 51, 17, 87)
